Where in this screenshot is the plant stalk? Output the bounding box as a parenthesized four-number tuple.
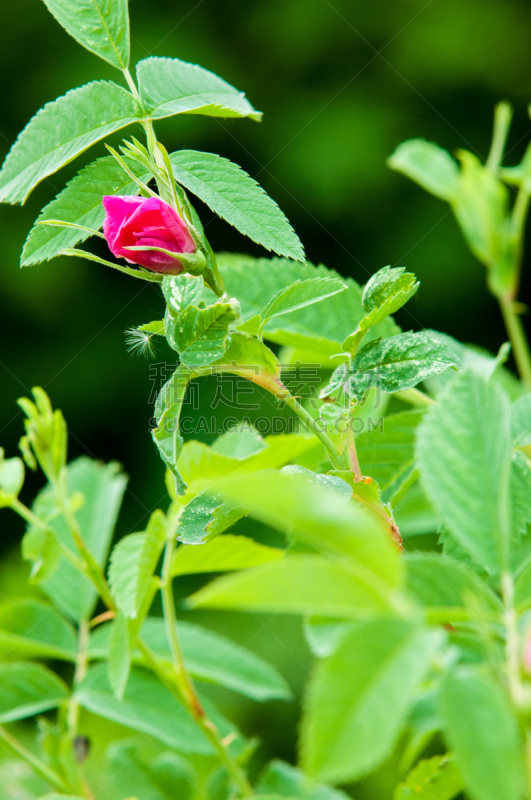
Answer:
(499, 295, 531, 390)
(0, 725, 67, 792)
(282, 394, 343, 469)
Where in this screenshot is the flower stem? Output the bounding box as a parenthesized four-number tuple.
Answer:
(0, 725, 67, 792)
(158, 538, 253, 797)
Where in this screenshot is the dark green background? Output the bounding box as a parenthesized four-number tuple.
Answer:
(1, 1, 531, 795)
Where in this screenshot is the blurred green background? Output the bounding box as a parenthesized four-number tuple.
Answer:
(1, 0, 531, 795)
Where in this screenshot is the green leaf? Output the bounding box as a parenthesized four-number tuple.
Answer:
(0, 598, 77, 661)
(0, 81, 139, 204)
(300, 620, 443, 782)
(137, 57, 261, 121)
(107, 611, 132, 699)
(393, 481, 439, 538)
(22, 156, 149, 266)
(330, 332, 460, 400)
(189, 554, 394, 618)
(172, 534, 283, 576)
(176, 494, 247, 545)
(162, 273, 204, 313)
(0, 662, 69, 722)
(394, 754, 464, 800)
(152, 367, 192, 496)
(36, 457, 127, 622)
(257, 760, 350, 800)
(40, 796, 87, 800)
(211, 425, 267, 459)
(21, 525, 61, 583)
(359, 265, 420, 329)
(199, 469, 402, 588)
(165, 300, 239, 368)
(417, 371, 514, 574)
(108, 510, 166, 619)
(511, 393, 531, 447)
(405, 553, 501, 610)
(387, 139, 461, 201)
(177, 433, 316, 498)
(260, 277, 345, 326)
(41, 0, 130, 69)
(441, 665, 525, 800)
(208, 332, 286, 396)
(213, 255, 398, 359)
(170, 151, 304, 261)
(107, 740, 195, 800)
(355, 410, 425, 494)
(0, 453, 24, 502)
(76, 663, 242, 754)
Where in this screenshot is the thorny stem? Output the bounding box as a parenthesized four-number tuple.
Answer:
(159, 538, 253, 797)
(0, 725, 67, 792)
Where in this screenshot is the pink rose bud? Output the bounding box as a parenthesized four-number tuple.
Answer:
(102, 195, 196, 274)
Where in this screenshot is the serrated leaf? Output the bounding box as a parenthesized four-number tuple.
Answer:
(170, 151, 304, 261)
(261, 277, 345, 325)
(417, 371, 514, 574)
(176, 493, 247, 544)
(0, 598, 77, 661)
(325, 332, 459, 400)
(212, 255, 399, 359)
(0, 662, 69, 722)
(34, 457, 127, 621)
(200, 469, 401, 587)
(189, 554, 394, 618)
(165, 300, 239, 368)
(300, 620, 443, 782)
(137, 57, 261, 120)
(359, 265, 419, 329)
(387, 139, 461, 201)
(394, 754, 464, 800)
(22, 156, 149, 266)
(152, 367, 192, 496)
(257, 760, 350, 800)
(0, 81, 139, 204)
(41, 0, 130, 69)
(441, 666, 525, 800)
(162, 273, 204, 313)
(76, 663, 243, 754)
(108, 510, 166, 619)
(172, 534, 283, 576)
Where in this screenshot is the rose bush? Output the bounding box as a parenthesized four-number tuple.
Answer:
(102, 195, 196, 273)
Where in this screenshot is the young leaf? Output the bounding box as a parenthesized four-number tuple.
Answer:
(165, 300, 240, 368)
(162, 273, 204, 313)
(257, 760, 350, 800)
(387, 139, 461, 201)
(360, 265, 420, 329)
(417, 370, 514, 574)
(0, 454, 24, 503)
(41, 0, 130, 69)
(22, 156, 150, 266)
(0, 662, 69, 723)
(76, 663, 243, 754)
(172, 534, 284, 576)
(108, 510, 166, 619)
(36, 457, 127, 622)
(176, 494, 247, 545)
(441, 665, 525, 800)
(0, 81, 139, 204)
(213, 255, 398, 359)
(0, 598, 77, 661)
(300, 621, 443, 783)
(260, 277, 345, 327)
(137, 57, 261, 120)
(324, 332, 459, 400)
(152, 367, 192, 496)
(394, 754, 464, 800)
(170, 151, 304, 262)
(189, 554, 394, 618)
